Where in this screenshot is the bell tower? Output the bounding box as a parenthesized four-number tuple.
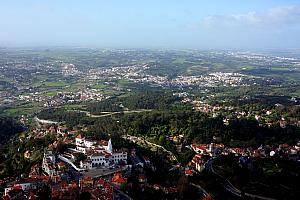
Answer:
(108, 138, 113, 153)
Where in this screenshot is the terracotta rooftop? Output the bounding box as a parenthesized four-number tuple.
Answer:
(112, 173, 127, 185)
(185, 169, 193, 176)
(76, 134, 83, 139)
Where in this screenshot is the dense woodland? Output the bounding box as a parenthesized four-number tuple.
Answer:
(38, 108, 93, 129)
(3, 93, 299, 196)
(38, 108, 300, 148)
(87, 91, 187, 114)
(0, 117, 25, 144)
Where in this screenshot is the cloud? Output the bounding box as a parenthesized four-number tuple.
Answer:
(202, 5, 300, 29)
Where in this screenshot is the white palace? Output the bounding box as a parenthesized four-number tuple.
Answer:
(75, 134, 127, 169)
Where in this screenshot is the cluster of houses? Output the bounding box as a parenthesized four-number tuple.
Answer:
(44, 90, 107, 107)
(186, 154, 206, 175)
(25, 120, 80, 140)
(185, 143, 224, 175)
(185, 96, 300, 129)
(1, 153, 127, 200)
(42, 151, 57, 177)
(2, 177, 47, 200)
(79, 177, 113, 200)
(1, 122, 130, 200)
(225, 141, 300, 158)
(19, 88, 107, 108)
(185, 141, 300, 176)
(2, 160, 67, 200)
(191, 100, 227, 114)
(1, 175, 116, 200)
(151, 184, 178, 194)
(41, 151, 70, 181)
(191, 143, 225, 156)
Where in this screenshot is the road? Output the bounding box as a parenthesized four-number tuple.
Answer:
(34, 116, 58, 124)
(190, 183, 210, 198)
(123, 135, 178, 163)
(112, 185, 133, 200)
(205, 157, 276, 200)
(69, 165, 81, 182)
(68, 109, 152, 118)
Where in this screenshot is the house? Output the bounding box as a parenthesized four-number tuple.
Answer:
(57, 126, 68, 136)
(53, 181, 79, 200)
(29, 165, 41, 177)
(24, 150, 32, 159)
(57, 162, 68, 171)
(112, 172, 127, 188)
(185, 169, 194, 176)
(191, 143, 224, 156)
(80, 159, 93, 169)
(190, 154, 205, 172)
(63, 138, 73, 144)
(153, 184, 162, 190)
(67, 130, 78, 135)
(79, 176, 94, 190)
(93, 179, 113, 200)
(138, 174, 147, 187)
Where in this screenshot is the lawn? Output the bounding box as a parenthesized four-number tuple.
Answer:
(118, 79, 135, 86)
(90, 81, 109, 89)
(3, 102, 44, 117)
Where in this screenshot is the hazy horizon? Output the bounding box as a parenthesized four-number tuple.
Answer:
(1, 0, 300, 49)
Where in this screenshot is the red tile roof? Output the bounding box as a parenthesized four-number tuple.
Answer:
(185, 169, 193, 176)
(76, 134, 83, 139)
(112, 173, 127, 185)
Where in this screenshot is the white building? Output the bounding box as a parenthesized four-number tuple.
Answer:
(4, 181, 45, 196)
(76, 135, 127, 169)
(42, 151, 57, 177)
(75, 134, 112, 154)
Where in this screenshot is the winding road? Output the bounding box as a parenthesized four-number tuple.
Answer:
(68, 109, 152, 118)
(123, 135, 179, 163)
(206, 158, 276, 200)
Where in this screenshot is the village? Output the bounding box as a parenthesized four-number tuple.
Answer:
(2, 111, 300, 200)
(0, 117, 181, 200)
(185, 141, 300, 176)
(19, 89, 108, 108)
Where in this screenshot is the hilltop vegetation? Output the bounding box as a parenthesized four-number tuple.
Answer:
(87, 91, 187, 114)
(0, 117, 25, 144)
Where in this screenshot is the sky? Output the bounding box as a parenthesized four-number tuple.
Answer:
(1, 0, 300, 49)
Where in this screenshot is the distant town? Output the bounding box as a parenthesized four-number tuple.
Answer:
(1, 48, 300, 200)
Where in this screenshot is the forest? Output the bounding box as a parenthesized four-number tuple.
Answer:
(0, 117, 25, 144)
(86, 91, 187, 114)
(38, 108, 300, 148)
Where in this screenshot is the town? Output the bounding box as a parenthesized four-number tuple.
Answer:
(1, 48, 300, 200)
(1, 111, 300, 200)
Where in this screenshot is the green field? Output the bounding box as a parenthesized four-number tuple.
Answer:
(2, 102, 44, 117)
